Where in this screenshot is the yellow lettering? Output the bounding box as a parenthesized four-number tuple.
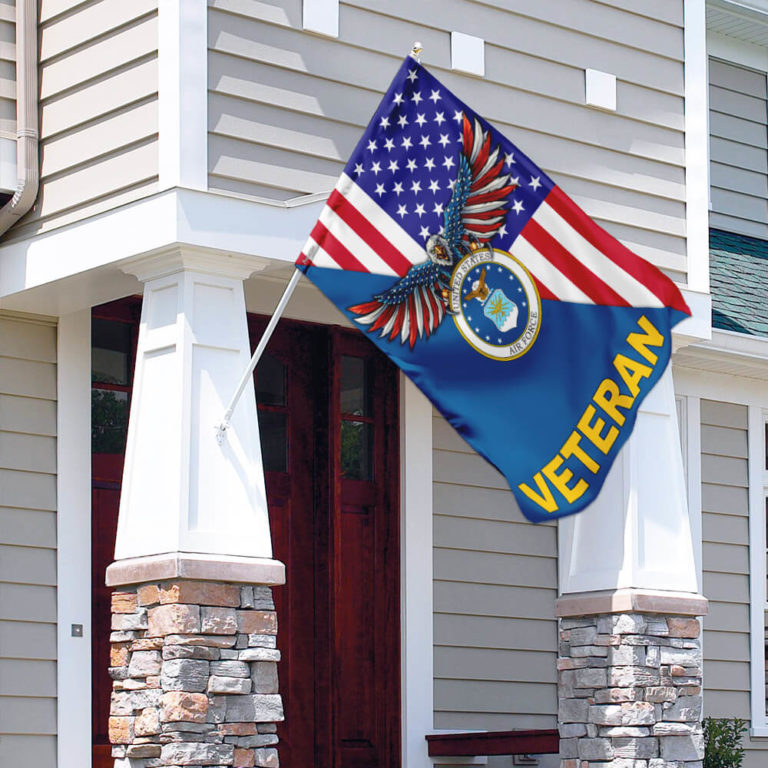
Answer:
(593, 378, 634, 426)
(626, 315, 663, 365)
(561, 430, 600, 474)
(578, 404, 619, 455)
(613, 353, 652, 398)
(542, 455, 588, 504)
(519, 472, 559, 514)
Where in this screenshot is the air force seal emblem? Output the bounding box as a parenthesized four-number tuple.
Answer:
(450, 248, 541, 360)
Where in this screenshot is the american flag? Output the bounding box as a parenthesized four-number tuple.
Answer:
(298, 58, 688, 318)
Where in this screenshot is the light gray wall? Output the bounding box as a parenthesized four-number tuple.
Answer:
(432, 412, 558, 736)
(0, 313, 57, 768)
(207, 0, 688, 282)
(699, 398, 768, 767)
(0, 0, 15, 141)
(7, 0, 159, 242)
(709, 57, 768, 238)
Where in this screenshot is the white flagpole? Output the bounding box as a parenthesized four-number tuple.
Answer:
(216, 268, 303, 443)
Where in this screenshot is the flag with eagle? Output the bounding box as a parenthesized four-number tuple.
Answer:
(296, 56, 690, 523)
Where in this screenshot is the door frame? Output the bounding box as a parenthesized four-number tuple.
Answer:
(55, 299, 437, 768)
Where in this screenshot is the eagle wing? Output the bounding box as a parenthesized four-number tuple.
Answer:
(348, 261, 449, 349)
(443, 115, 517, 250)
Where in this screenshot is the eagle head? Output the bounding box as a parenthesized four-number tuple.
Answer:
(426, 234, 453, 267)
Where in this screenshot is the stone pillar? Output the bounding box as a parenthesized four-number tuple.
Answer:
(108, 579, 282, 768)
(558, 605, 705, 767)
(557, 368, 707, 767)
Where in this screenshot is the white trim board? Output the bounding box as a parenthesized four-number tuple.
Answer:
(56, 310, 93, 768)
(708, 29, 768, 71)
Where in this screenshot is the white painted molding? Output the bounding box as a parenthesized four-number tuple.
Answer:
(684, 394, 703, 587)
(684, 0, 711, 294)
(708, 29, 768, 69)
(747, 405, 767, 730)
(401, 376, 434, 768)
(158, 0, 207, 191)
(56, 310, 93, 768)
(302, 0, 339, 38)
(585, 69, 616, 111)
(451, 32, 485, 77)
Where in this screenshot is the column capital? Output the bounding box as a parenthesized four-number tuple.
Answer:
(121, 245, 270, 283)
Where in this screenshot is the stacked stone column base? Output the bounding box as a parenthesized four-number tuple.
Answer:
(558, 612, 703, 768)
(108, 580, 282, 768)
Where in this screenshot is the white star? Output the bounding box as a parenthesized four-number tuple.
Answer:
(447, 179, 456, 191)
(498, 224, 508, 238)
(380, 116, 390, 129)
(429, 89, 441, 103)
(453, 110, 463, 122)
(397, 115, 408, 128)
(529, 176, 541, 191)
(388, 159, 399, 173)
(367, 139, 377, 153)
(433, 202, 444, 215)
(504, 152, 515, 166)
(415, 113, 427, 127)
(393, 92, 404, 105)
(406, 158, 417, 172)
(397, 204, 408, 218)
(512, 199, 525, 214)
(354, 163, 364, 176)
(370, 161, 382, 175)
(411, 91, 423, 104)
(407, 69, 418, 83)
(438, 133, 450, 148)
(393, 181, 404, 195)
(419, 135, 431, 149)
(424, 157, 436, 171)
(443, 155, 455, 170)
(428, 179, 440, 193)
(401, 136, 413, 150)
(510, 175, 520, 186)
(419, 226, 430, 240)
(375, 183, 386, 197)
(434, 112, 446, 126)
(384, 137, 395, 152)
(411, 180, 422, 193)
(415, 203, 426, 217)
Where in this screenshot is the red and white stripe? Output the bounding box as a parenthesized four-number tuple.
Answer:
(298, 175, 690, 314)
(512, 186, 690, 312)
(297, 173, 424, 278)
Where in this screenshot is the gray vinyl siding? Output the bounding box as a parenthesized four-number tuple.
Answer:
(0, 314, 57, 768)
(709, 58, 768, 238)
(6, 0, 159, 241)
(208, 0, 688, 282)
(699, 399, 768, 767)
(0, 1, 15, 139)
(432, 412, 558, 739)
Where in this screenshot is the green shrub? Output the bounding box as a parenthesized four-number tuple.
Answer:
(703, 717, 747, 768)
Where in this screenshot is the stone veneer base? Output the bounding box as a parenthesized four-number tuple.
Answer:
(108, 577, 283, 768)
(558, 611, 704, 768)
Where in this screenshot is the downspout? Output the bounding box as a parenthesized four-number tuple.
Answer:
(0, 0, 38, 236)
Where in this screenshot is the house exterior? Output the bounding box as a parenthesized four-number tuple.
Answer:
(0, 1, 766, 767)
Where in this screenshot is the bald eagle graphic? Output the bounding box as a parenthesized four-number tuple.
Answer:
(348, 114, 517, 349)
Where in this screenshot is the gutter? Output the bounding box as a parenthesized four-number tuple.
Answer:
(0, 0, 38, 237)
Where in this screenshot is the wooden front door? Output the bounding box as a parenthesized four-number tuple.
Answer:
(91, 305, 401, 768)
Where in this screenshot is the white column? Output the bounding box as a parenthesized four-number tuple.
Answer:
(558, 366, 700, 601)
(108, 248, 283, 584)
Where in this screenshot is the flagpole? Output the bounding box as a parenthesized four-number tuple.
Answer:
(216, 268, 302, 443)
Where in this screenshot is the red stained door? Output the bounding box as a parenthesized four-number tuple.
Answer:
(91, 305, 401, 768)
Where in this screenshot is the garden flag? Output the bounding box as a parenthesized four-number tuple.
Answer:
(296, 56, 690, 523)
